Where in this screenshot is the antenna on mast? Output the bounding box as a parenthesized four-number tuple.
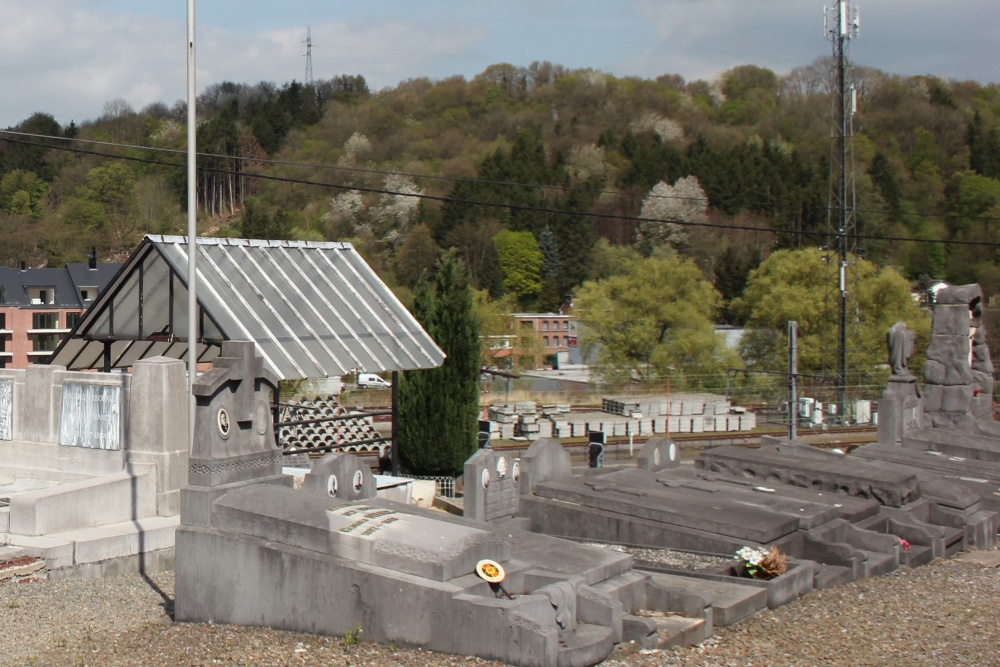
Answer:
(823, 2, 860, 423)
(303, 25, 314, 86)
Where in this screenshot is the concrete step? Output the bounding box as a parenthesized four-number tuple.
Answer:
(812, 562, 855, 589)
(7, 515, 178, 577)
(642, 570, 766, 627)
(556, 623, 615, 667)
(657, 615, 708, 648)
(859, 549, 898, 578)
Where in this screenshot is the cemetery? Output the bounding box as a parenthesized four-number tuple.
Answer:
(2, 239, 1000, 666)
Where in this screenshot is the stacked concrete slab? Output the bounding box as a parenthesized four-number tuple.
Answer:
(278, 395, 388, 457)
(0, 357, 187, 578)
(487, 393, 755, 442)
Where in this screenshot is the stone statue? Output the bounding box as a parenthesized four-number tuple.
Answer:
(886, 321, 915, 377)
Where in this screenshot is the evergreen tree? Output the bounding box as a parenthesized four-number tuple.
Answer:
(967, 111, 1000, 180)
(398, 251, 481, 476)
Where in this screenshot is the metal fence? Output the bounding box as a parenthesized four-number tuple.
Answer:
(399, 474, 456, 498)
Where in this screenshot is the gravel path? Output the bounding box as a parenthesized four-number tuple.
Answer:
(2, 552, 999, 667)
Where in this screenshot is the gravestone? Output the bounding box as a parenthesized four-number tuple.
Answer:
(463, 447, 520, 522)
(180, 341, 288, 529)
(302, 452, 376, 501)
(877, 322, 925, 446)
(188, 341, 282, 487)
(922, 284, 993, 426)
(636, 437, 681, 472)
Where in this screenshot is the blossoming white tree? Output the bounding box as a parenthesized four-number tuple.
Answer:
(636, 175, 708, 249)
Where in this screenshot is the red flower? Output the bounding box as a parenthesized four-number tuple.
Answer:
(899, 539, 911, 552)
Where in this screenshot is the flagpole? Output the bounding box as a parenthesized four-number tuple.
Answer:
(186, 0, 197, 452)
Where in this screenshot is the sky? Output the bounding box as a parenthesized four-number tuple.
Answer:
(0, 0, 995, 129)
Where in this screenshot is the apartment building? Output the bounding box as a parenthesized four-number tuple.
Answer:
(0, 258, 121, 368)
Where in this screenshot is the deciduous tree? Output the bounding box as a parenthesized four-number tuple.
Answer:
(573, 250, 737, 389)
(734, 248, 929, 377)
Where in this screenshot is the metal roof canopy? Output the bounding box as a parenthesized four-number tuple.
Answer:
(48, 235, 445, 380)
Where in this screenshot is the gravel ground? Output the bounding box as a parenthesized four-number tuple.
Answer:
(2, 552, 1000, 667)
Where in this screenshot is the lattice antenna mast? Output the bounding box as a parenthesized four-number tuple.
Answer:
(824, 2, 859, 420)
(303, 25, 314, 86)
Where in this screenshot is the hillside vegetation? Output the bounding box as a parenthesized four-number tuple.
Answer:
(1, 59, 997, 385)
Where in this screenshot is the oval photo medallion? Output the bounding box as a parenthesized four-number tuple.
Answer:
(217, 408, 231, 439)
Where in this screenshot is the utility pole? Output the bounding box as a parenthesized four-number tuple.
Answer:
(825, 2, 859, 422)
(303, 25, 314, 86)
(789, 321, 798, 440)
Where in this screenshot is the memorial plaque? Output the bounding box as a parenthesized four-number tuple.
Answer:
(59, 383, 122, 450)
(0, 378, 12, 441)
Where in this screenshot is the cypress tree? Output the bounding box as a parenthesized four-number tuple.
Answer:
(398, 251, 481, 476)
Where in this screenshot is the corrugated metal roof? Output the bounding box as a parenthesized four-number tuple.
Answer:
(48, 235, 445, 380)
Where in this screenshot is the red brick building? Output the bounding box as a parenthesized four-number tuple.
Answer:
(0, 259, 120, 368)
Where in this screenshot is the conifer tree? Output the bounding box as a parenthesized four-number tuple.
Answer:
(398, 251, 481, 476)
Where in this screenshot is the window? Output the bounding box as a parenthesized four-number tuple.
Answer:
(563, 321, 570, 330)
(66, 312, 81, 329)
(28, 288, 54, 305)
(0, 313, 6, 330)
(80, 288, 96, 302)
(32, 312, 59, 330)
(564, 336, 570, 346)
(543, 336, 549, 347)
(542, 322, 549, 331)
(33, 334, 60, 352)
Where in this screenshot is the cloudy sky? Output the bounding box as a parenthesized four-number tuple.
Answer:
(0, 0, 995, 129)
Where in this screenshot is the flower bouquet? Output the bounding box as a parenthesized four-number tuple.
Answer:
(735, 545, 788, 580)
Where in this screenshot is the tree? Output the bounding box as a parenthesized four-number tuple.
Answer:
(636, 175, 707, 251)
(573, 250, 737, 388)
(493, 229, 543, 306)
(537, 224, 563, 311)
(398, 251, 481, 476)
(734, 248, 929, 377)
(395, 223, 441, 287)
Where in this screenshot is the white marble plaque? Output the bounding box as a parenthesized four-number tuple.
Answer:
(0, 379, 12, 441)
(59, 383, 122, 450)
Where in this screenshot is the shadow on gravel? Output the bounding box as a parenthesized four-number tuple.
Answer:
(140, 570, 175, 620)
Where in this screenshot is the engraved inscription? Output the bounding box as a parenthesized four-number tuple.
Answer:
(59, 383, 121, 450)
(0, 379, 12, 441)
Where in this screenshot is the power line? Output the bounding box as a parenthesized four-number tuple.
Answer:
(0, 132, 997, 249)
(2, 128, 997, 226)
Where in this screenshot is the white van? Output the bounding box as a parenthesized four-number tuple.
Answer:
(357, 373, 391, 389)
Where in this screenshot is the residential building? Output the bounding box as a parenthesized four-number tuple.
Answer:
(511, 311, 577, 370)
(0, 257, 121, 369)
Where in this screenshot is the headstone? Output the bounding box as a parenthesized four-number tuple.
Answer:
(463, 448, 520, 522)
(188, 341, 282, 487)
(303, 452, 376, 501)
(636, 437, 680, 472)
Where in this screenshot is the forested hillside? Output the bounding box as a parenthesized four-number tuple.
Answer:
(1, 58, 998, 324)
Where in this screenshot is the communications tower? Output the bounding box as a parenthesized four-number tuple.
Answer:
(825, 2, 859, 419)
(304, 25, 314, 86)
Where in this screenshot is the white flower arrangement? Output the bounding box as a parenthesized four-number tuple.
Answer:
(735, 545, 788, 580)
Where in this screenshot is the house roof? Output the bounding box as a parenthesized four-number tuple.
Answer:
(0, 262, 122, 308)
(48, 235, 445, 380)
